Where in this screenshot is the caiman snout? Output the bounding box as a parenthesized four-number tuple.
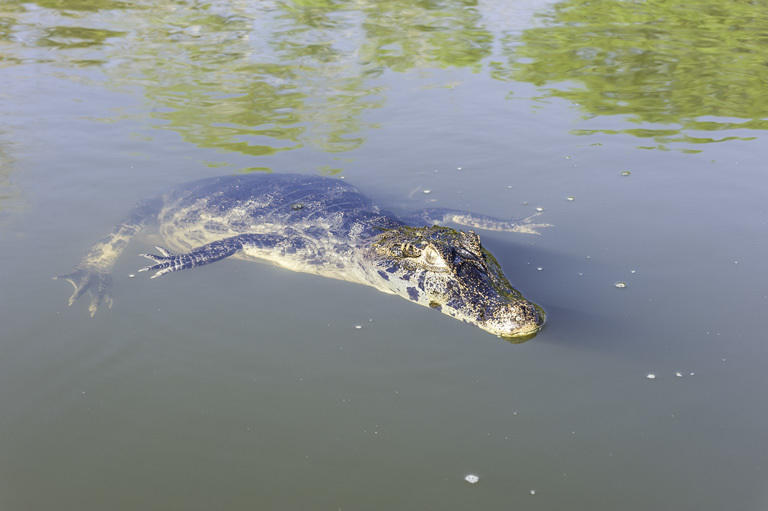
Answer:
(483, 299, 545, 342)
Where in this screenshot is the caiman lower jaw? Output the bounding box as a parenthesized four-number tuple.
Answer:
(499, 331, 541, 344)
(497, 324, 544, 343)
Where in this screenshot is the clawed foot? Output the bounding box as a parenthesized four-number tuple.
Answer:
(510, 212, 553, 235)
(54, 266, 113, 317)
(139, 246, 182, 278)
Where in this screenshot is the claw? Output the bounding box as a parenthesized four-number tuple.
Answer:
(139, 252, 164, 263)
(150, 267, 173, 279)
(155, 246, 173, 257)
(138, 250, 176, 278)
(54, 269, 89, 306)
(510, 212, 553, 235)
(54, 266, 113, 316)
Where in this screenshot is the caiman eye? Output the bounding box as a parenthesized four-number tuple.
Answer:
(456, 247, 479, 261)
(423, 246, 448, 269)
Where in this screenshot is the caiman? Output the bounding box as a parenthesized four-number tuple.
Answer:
(56, 173, 548, 341)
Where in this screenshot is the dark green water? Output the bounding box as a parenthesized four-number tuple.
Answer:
(2, 1, 767, 509)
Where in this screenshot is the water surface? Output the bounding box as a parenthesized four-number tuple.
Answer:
(2, 0, 767, 509)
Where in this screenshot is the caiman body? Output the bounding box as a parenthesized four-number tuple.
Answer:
(57, 173, 547, 341)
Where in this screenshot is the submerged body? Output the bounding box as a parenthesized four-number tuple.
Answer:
(57, 174, 547, 341)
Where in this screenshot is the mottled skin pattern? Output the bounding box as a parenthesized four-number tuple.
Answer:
(56, 174, 547, 341)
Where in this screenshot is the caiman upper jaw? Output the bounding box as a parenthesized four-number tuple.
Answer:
(482, 300, 545, 342)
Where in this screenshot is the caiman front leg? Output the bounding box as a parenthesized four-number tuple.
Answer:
(139, 233, 289, 278)
(405, 208, 552, 234)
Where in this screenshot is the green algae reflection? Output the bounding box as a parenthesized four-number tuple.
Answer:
(3, 0, 768, 156)
(0, 0, 490, 160)
(502, 0, 768, 151)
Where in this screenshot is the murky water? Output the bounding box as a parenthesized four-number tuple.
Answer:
(2, 0, 768, 509)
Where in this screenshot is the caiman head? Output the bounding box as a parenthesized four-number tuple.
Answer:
(366, 226, 545, 342)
